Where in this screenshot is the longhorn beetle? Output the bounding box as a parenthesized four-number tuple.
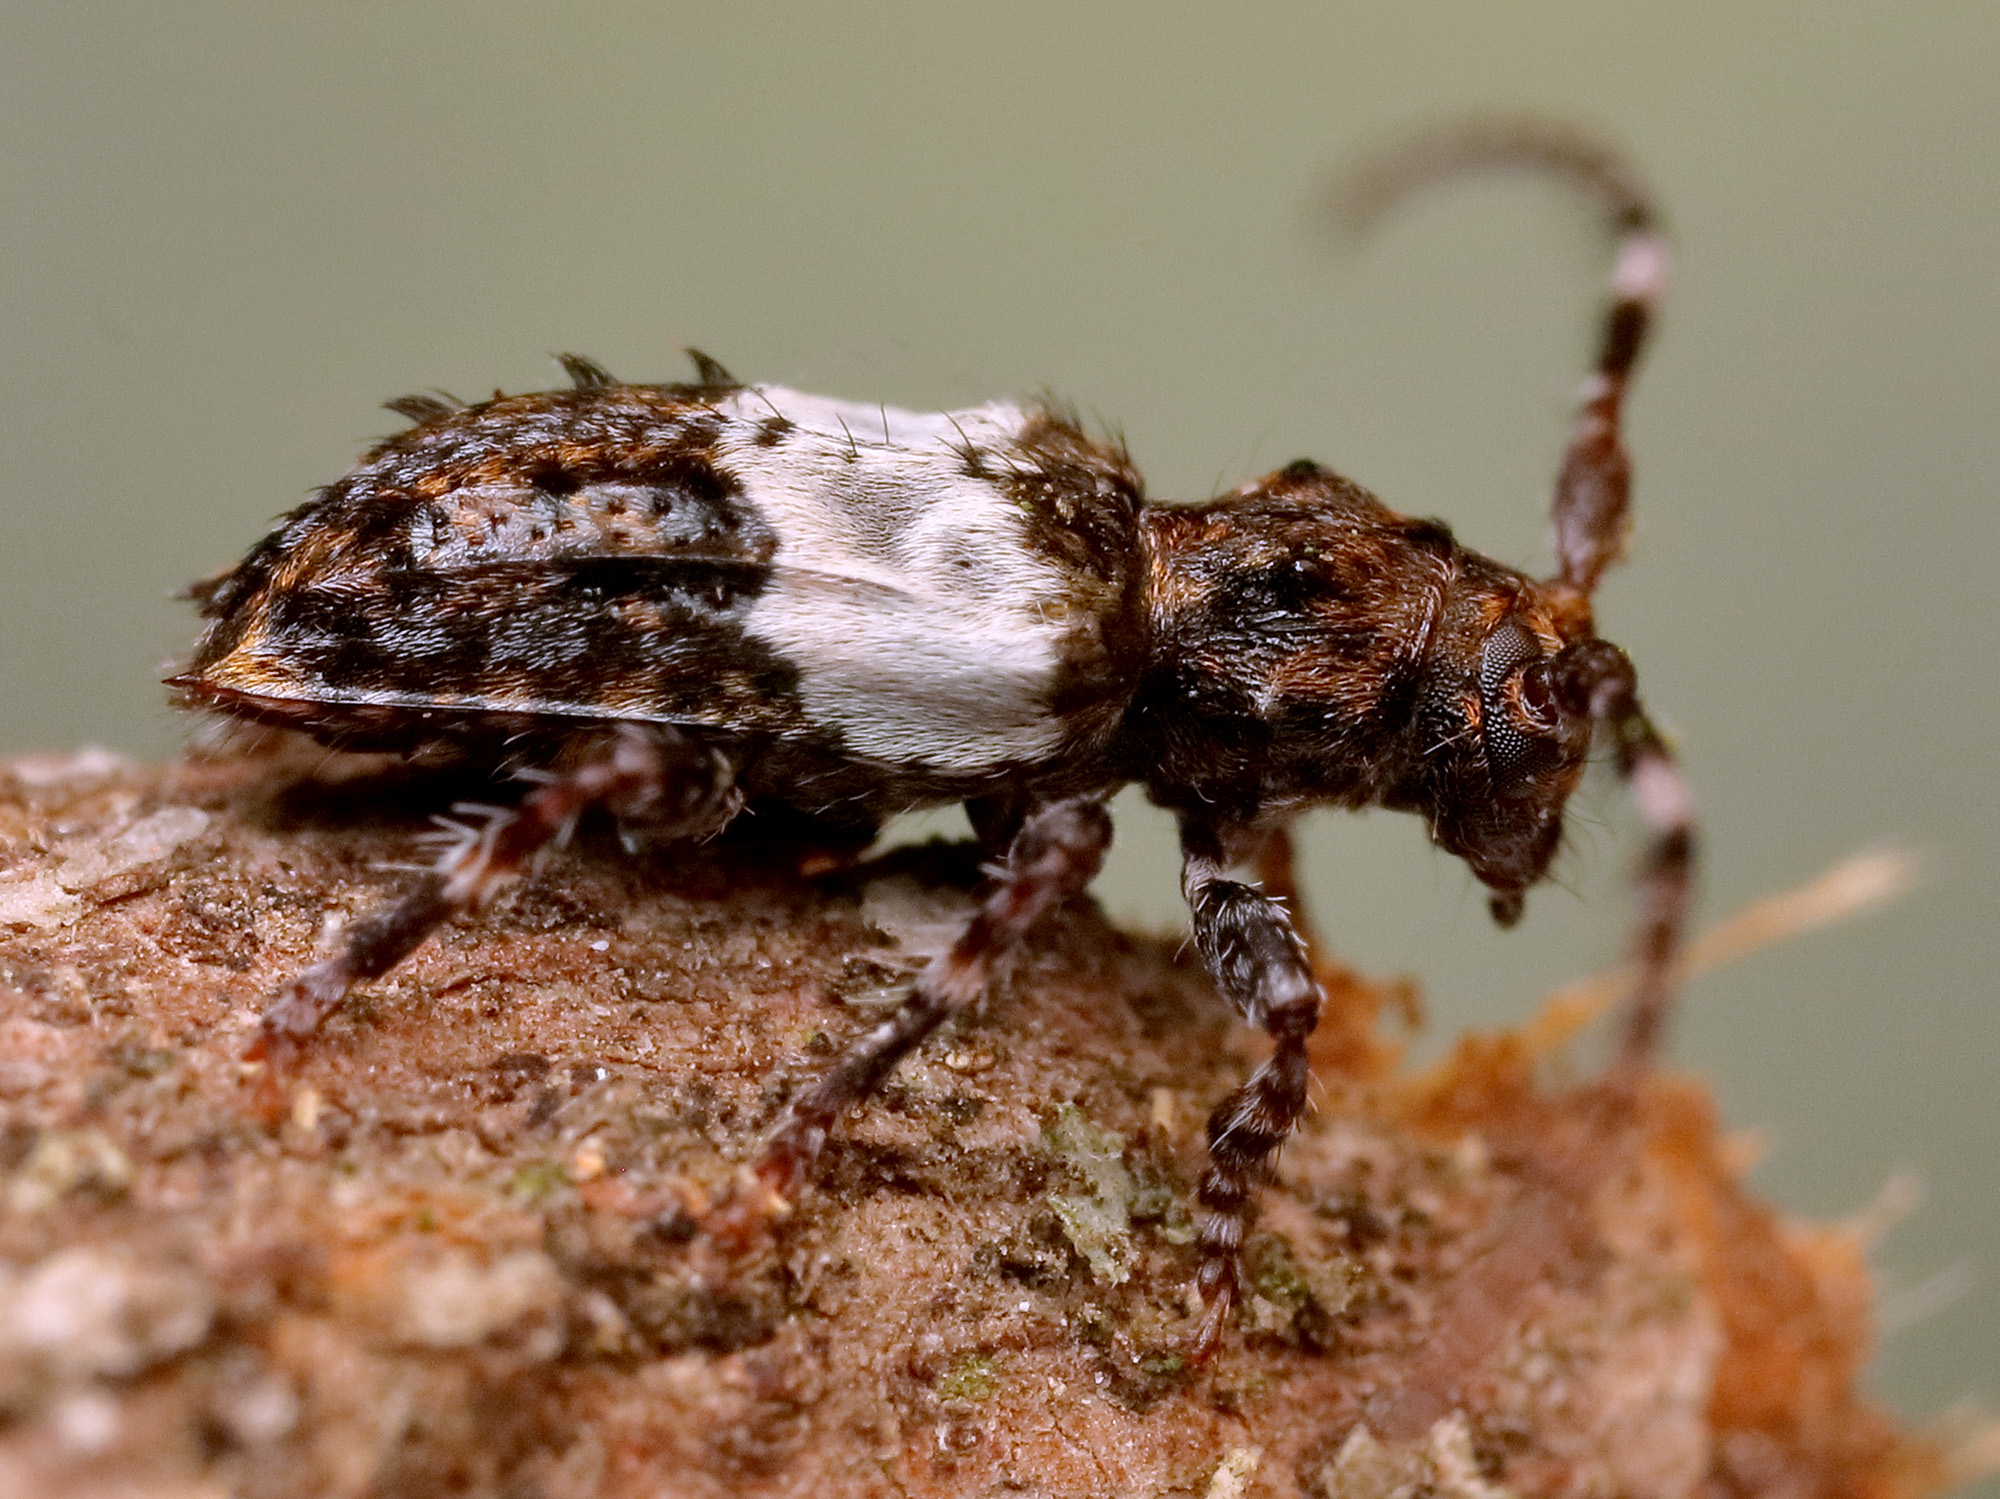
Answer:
(173, 120, 1694, 1353)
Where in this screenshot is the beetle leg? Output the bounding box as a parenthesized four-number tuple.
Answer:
(1607, 707, 1697, 1075)
(720, 796, 1112, 1235)
(1551, 641, 1699, 1075)
(1251, 819, 1363, 991)
(1249, 821, 1316, 954)
(1180, 817, 1323, 1358)
(1253, 820, 1406, 1076)
(248, 727, 735, 1090)
(964, 789, 1032, 858)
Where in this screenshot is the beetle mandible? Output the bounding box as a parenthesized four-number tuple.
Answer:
(173, 119, 1694, 1352)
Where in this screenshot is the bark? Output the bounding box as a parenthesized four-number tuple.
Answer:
(0, 743, 1951, 1498)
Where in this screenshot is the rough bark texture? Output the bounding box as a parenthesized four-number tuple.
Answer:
(0, 744, 1951, 1498)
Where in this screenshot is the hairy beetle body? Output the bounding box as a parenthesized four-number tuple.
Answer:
(174, 120, 1696, 1354)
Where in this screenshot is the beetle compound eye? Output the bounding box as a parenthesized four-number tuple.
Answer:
(1479, 623, 1548, 778)
(1485, 720, 1534, 778)
(1479, 622, 1540, 699)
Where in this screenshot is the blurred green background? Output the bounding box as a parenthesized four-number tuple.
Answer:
(3, 1, 1993, 1466)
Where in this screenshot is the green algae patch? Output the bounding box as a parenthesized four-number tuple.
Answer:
(1041, 1104, 1138, 1285)
(1241, 1234, 1369, 1347)
(1127, 1161, 1197, 1245)
(935, 1351, 999, 1404)
(508, 1159, 569, 1203)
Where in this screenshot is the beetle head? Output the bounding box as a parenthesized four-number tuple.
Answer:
(1390, 567, 1641, 926)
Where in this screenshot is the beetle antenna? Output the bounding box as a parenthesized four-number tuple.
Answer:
(1330, 116, 1668, 608)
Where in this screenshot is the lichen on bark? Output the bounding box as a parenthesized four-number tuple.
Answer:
(0, 743, 1963, 1497)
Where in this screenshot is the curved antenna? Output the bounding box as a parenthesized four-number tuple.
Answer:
(1331, 116, 1670, 605)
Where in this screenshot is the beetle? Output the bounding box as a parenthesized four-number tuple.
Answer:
(171, 120, 1694, 1352)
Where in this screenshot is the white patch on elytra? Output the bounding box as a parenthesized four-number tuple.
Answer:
(715, 386, 1077, 773)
